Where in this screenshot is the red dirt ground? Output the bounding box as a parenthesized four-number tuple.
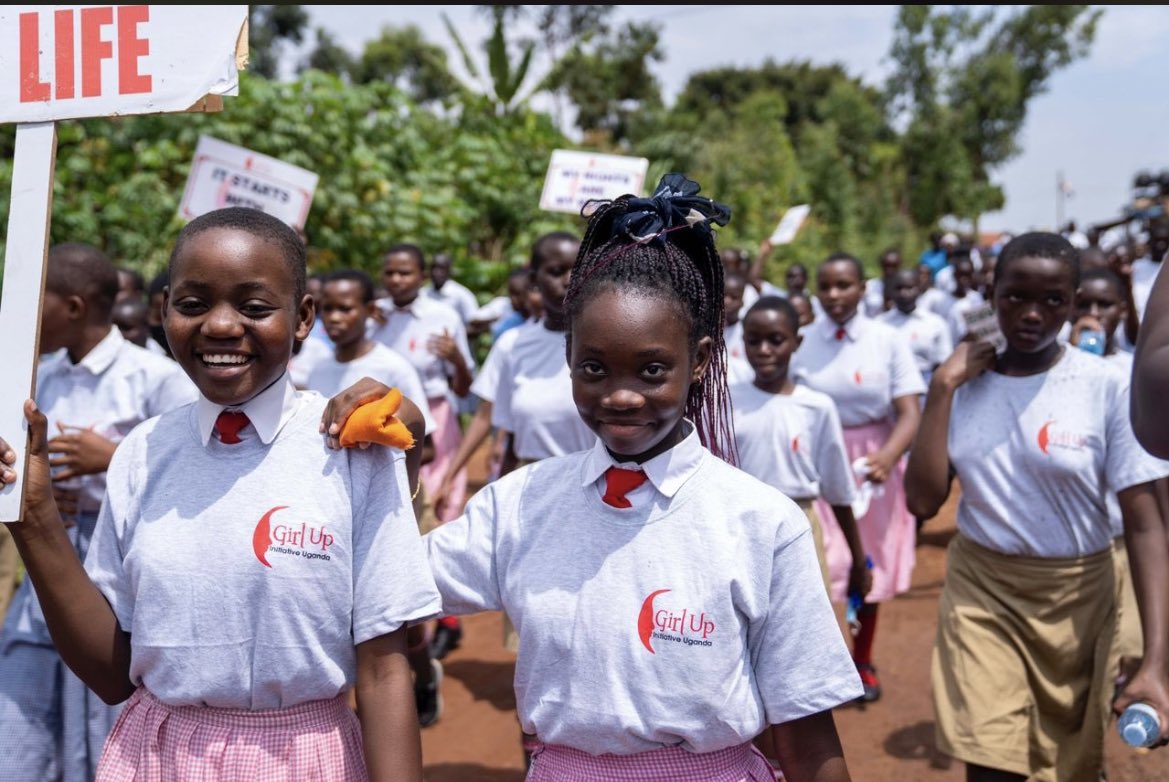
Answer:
(419, 451, 1169, 781)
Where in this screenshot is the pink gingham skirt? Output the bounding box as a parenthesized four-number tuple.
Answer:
(95, 687, 367, 782)
(814, 419, 916, 604)
(527, 741, 776, 781)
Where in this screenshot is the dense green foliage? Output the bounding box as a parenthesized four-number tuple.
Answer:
(0, 5, 1099, 302)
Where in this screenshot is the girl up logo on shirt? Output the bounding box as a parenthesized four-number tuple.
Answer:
(637, 589, 716, 654)
(252, 506, 335, 568)
(1036, 420, 1088, 455)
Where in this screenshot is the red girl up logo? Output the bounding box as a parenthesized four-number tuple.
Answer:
(252, 506, 335, 568)
(1036, 420, 1088, 455)
(637, 589, 716, 654)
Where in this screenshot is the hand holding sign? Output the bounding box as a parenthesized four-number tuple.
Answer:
(0, 5, 248, 521)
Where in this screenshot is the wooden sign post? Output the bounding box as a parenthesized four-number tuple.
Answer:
(0, 5, 249, 521)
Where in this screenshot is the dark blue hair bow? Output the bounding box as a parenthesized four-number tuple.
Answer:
(610, 173, 731, 244)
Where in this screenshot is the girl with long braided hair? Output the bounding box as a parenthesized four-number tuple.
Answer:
(323, 173, 861, 781)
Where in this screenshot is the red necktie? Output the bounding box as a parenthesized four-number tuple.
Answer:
(603, 467, 648, 509)
(835, 327, 847, 341)
(215, 410, 250, 445)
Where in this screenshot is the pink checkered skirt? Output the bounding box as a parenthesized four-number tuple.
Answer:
(95, 687, 367, 782)
(527, 741, 776, 781)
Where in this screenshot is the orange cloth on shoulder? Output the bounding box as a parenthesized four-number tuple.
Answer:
(338, 387, 416, 450)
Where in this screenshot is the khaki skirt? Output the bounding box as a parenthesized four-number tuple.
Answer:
(932, 534, 1116, 781)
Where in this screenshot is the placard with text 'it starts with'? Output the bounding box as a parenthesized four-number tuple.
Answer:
(539, 150, 649, 215)
(178, 136, 319, 230)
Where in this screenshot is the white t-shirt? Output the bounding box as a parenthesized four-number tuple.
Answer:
(731, 383, 857, 505)
(84, 385, 442, 709)
(469, 321, 528, 405)
(863, 277, 888, 318)
(287, 332, 333, 389)
(424, 429, 862, 755)
(37, 327, 198, 513)
(470, 295, 514, 326)
(491, 323, 596, 461)
(723, 320, 753, 385)
(422, 279, 480, 324)
(879, 307, 953, 376)
(367, 296, 476, 401)
(791, 314, 925, 428)
(304, 343, 437, 436)
(948, 348, 1168, 557)
(917, 286, 947, 318)
(1102, 351, 1169, 537)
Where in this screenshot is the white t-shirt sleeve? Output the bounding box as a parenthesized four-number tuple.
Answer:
(471, 335, 510, 404)
(749, 513, 863, 722)
(890, 331, 927, 400)
(812, 400, 857, 506)
(84, 427, 142, 630)
(350, 448, 443, 643)
(933, 318, 955, 368)
(424, 483, 504, 615)
(1104, 371, 1169, 496)
(491, 347, 518, 433)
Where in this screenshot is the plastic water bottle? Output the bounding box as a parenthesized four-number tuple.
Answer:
(845, 556, 875, 637)
(1117, 702, 1161, 748)
(1077, 329, 1106, 356)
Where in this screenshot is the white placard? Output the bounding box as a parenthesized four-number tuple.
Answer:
(0, 6, 247, 124)
(0, 124, 56, 522)
(178, 136, 319, 229)
(962, 302, 1006, 353)
(769, 204, 811, 245)
(539, 149, 648, 215)
(0, 6, 246, 521)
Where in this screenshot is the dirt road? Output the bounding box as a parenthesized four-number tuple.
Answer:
(419, 457, 1169, 781)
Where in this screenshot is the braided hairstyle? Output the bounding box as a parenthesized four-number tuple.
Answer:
(564, 173, 737, 463)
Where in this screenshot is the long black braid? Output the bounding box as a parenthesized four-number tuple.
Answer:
(564, 173, 737, 464)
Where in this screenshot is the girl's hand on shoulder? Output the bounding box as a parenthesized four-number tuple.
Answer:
(1113, 659, 1169, 748)
(934, 339, 996, 391)
(319, 377, 394, 450)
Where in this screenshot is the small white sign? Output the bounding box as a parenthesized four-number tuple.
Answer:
(962, 302, 1006, 352)
(0, 6, 247, 123)
(770, 204, 811, 245)
(539, 149, 648, 215)
(178, 136, 319, 229)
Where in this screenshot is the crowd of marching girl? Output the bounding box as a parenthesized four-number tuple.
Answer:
(0, 175, 1167, 782)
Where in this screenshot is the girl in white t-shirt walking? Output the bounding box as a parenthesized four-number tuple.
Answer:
(791, 253, 925, 703)
(905, 232, 1169, 781)
(328, 174, 863, 781)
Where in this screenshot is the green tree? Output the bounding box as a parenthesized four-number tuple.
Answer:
(443, 6, 538, 115)
(886, 4, 1100, 227)
(247, 5, 310, 79)
(345, 26, 463, 105)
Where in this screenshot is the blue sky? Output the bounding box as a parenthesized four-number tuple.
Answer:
(297, 5, 1169, 235)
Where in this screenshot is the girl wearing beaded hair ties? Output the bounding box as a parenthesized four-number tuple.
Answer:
(324, 174, 861, 781)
